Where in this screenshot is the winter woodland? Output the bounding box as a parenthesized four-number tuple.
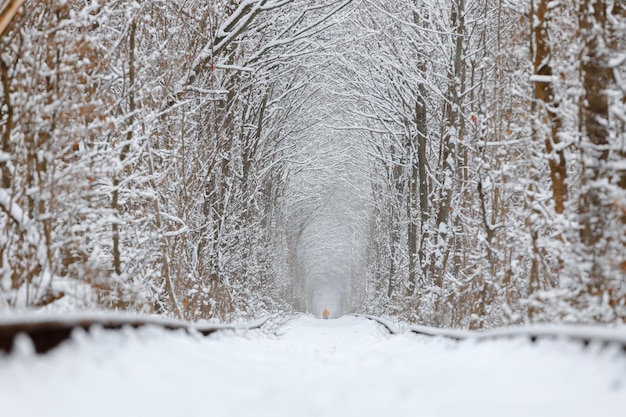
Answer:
(0, 0, 625, 327)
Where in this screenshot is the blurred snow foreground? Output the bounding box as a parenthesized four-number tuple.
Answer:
(1, 315, 625, 417)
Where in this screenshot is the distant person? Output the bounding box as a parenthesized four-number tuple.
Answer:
(322, 308, 330, 319)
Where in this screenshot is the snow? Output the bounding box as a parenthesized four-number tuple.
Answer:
(409, 321, 626, 345)
(1, 315, 625, 417)
(530, 74, 555, 83)
(0, 311, 255, 332)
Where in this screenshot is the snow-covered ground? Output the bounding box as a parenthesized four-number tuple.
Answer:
(1, 315, 625, 416)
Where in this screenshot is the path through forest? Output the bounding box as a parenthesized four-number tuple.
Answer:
(1, 315, 625, 416)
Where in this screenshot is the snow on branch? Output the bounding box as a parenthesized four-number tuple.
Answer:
(0, 188, 48, 275)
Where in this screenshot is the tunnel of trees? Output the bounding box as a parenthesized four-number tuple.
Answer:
(0, 0, 625, 327)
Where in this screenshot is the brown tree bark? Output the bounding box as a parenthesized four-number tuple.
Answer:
(533, 0, 568, 214)
(579, 0, 611, 249)
(0, 0, 27, 38)
(577, 0, 619, 305)
(0, 58, 13, 189)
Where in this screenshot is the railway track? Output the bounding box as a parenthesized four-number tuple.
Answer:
(360, 314, 626, 351)
(0, 313, 269, 354)
(2, 313, 624, 416)
(2, 312, 625, 355)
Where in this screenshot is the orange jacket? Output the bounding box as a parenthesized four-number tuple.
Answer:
(322, 308, 330, 319)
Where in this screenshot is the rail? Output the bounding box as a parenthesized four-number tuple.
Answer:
(4, 312, 626, 355)
(0, 313, 269, 354)
(359, 314, 626, 351)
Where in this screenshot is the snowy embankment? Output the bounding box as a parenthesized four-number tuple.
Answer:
(1, 315, 625, 417)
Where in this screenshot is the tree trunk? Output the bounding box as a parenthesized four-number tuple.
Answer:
(433, 0, 464, 291)
(533, 0, 567, 214)
(578, 0, 612, 283)
(112, 19, 136, 277)
(0, 0, 27, 38)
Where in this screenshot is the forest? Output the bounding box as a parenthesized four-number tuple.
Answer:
(0, 0, 624, 328)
